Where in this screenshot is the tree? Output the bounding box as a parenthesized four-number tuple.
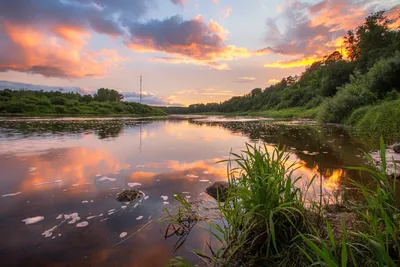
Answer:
(345, 11, 395, 72)
(93, 88, 123, 102)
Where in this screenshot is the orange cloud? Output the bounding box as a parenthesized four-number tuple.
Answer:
(126, 15, 251, 70)
(267, 79, 280, 85)
(1, 23, 127, 78)
(262, 1, 399, 69)
(264, 55, 323, 68)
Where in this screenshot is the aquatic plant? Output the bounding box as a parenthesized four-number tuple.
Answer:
(166, 139, 400, 266)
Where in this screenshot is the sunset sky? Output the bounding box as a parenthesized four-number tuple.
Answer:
(0, 0, 399, 106)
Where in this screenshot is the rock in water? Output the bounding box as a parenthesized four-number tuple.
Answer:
(393, 144, 400, 154)
(116, 189, 143, 202)
(206, 181, 229, 202)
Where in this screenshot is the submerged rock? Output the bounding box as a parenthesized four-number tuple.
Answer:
(393, 144, 400, 154)
(206, 181, 229, 202)
(369, 145, 400, 179)
(116, 189, 143, 202)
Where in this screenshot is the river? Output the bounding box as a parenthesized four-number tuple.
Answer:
(0, 116, 378, 266)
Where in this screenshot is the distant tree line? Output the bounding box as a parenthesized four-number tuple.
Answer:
(0, 88, 165, 116)
(163, 11, 400, 125)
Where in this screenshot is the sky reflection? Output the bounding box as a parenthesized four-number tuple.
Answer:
(0, 117, 372, 266)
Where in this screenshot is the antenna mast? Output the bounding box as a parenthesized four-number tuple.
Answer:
(140, 75, 143, 103)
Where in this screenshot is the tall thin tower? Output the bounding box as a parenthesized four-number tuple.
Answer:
(140, 75, 143, 103)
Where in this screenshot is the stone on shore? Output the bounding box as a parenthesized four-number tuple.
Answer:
(206, 181, 229, 202)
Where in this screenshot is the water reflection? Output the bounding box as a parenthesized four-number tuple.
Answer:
(0, 117, 375, 266)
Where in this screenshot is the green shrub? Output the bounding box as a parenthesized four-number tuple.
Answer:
(317, 77, 377, 123)
(352, 99, 400, 138)
(345, 105, 370, 125)
(54, 105, 66, 113)
(368, 52, 400, 98)
(38, 96, 51, 106)
(51, 97, 67, 105)
(65, 100, 78, 107)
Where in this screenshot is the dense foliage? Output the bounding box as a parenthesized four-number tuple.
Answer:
(164, 11, 400, 136)
(0, 88, 165, 116)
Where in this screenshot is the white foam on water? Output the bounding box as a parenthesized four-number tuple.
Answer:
(133, 203, 138, 208)
(108, 212, 115, 215)
(90, 200, 94, 203)
(182, 192, 190, 194)
(56, 214, 63, 220)
(29, 167, 37, 172)
(136, 216, 143, 220)
(98, 176, 116, 182)
(161, 195, 168, 201)
(203, 171, 209, 174)
(163, 201, 170, 205)
(76, 221, 89, 228)
(42, 226, 57, 238)
(156, 179, 160, 182)
(136, 165, 145, 168)
(128, 182, 142, 188)
(34, 180, 62, 186)
(100, 218, 108, 222)
(87, 216, 97, 220)
(85, 183, 91, 185)
(98, 213, 104, 217)
(121, 206, 127, 209)
(82, 200, 89, 203)
(95, 174, 102, 177)
(2, 192, 22, 197)
(173, 194, 177, 197)
(62, 189, 67, 192)
(199, 180, 210, 182)
(108, 209, 116, 213)
(72, 184, 79, 187)
(119, 232, 128, 238)
(22, 216, 44, 225)
(144, 196, 149, 200)
(185, 196, 191, 199)
(186, 174, 199, 178)
(64, 213, 80, 224)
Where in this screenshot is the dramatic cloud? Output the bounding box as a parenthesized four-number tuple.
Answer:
(0, 23, 127, 78)
(125, 15, 251, 69)
(0, 0, 152, 78)
(0, 0, 251, 76)
(236, 77, 256, 83)
(170, 0, 187, 7)
(261, 0, 400, 68)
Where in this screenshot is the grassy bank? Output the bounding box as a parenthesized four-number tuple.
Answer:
(346, 99, 400, 139)
(166, 141, 399, 266)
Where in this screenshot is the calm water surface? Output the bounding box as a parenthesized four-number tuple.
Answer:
(0, 116, 377, 266)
